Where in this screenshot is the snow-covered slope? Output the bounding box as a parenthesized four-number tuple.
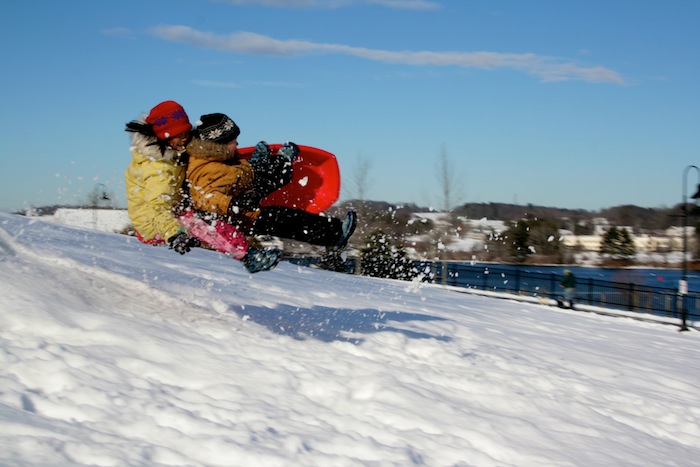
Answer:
(38, 208, 132, 233)
(1, 213, 699, 466)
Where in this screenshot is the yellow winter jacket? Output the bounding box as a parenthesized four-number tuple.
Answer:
(125, 131, 187, 242)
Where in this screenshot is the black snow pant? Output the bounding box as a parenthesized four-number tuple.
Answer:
(250, 206, 342, 247)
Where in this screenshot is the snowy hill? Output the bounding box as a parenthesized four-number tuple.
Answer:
(1, 212, 699, 466)
(31, 207, 132, 233)
(51, 208, 132, 233)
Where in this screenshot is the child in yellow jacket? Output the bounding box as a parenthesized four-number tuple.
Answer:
(124, 102, 280, 273)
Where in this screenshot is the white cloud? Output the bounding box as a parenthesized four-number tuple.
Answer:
(152, 25, 625, 84)
(218, 0, 440, 10)
(368, 0, 440, 10)
(191, 79, 302, 89)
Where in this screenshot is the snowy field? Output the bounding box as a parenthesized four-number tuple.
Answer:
(38, 208, 132, 233)
(1, 212, 699, 466)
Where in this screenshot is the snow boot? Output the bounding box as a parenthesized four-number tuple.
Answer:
(241, 247, 282, 273)
(316, 211, 357, 272)
(336, 211, 357, 250)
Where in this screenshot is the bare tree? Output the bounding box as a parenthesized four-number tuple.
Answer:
(349, 153, 373, 202)
(346, 153, 374, 223)
(435, 145, 464, 212)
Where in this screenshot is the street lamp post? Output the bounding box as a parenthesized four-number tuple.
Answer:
(680, 165, 700, 332)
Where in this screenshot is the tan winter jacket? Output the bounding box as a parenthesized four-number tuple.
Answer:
(185, 139, 255, 216)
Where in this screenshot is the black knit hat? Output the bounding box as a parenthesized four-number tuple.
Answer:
(196, 113, 241, 144)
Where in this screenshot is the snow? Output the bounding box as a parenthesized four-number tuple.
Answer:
(41, 208, 132, 233)
(1, 212, 699, 466)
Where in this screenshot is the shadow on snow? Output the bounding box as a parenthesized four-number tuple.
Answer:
(232, 305, 452, 344)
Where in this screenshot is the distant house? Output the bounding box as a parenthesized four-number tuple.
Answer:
(560, 225, 693, 253)
(561, 234, 604, 252)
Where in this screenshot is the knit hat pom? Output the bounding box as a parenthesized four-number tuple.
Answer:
(196, 113, 241, 144)
(145, 100, 192, 140)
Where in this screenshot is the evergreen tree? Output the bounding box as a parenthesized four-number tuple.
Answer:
(618, 228, 636, 257)
(360, 230, 418, 280)
(509, 221, 530, 262)
(600, 227, 636, 258)
(526, 218, 561, 256)
(497, 218, 562, 263)
(600, 227, 619, 256)
(600, 226, 619, 255)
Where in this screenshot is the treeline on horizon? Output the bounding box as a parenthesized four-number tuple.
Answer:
(333, 200, 693, 232)
(16, 200, 696, 233)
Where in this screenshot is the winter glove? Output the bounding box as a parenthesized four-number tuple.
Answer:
(249, 141, 271, 163)
(276, 142, 299, 162)
(227, 191, 263, 216)
(248, 153, 294, 199)
(167, 232, 199, 255)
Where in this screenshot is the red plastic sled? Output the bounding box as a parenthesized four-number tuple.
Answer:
(237, 144, 341, 214)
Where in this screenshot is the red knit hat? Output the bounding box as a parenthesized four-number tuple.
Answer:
(145, 100, 191, 140)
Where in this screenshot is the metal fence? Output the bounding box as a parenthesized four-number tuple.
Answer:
(417, 261, 700, 323)
(285, 256, 699, 325)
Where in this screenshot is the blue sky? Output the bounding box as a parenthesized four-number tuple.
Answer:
(1, 0, 698, 213)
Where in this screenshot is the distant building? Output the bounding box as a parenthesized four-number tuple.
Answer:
(560, 225, 694, 253)
(561, 234, 604, 252)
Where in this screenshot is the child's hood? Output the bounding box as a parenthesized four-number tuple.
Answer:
(186, 139, 232, 162)
(129, 125, 179, 163)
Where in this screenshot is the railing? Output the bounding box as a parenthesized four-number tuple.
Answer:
(285, 256, 700, 325)
(416, 262, 700, 323)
